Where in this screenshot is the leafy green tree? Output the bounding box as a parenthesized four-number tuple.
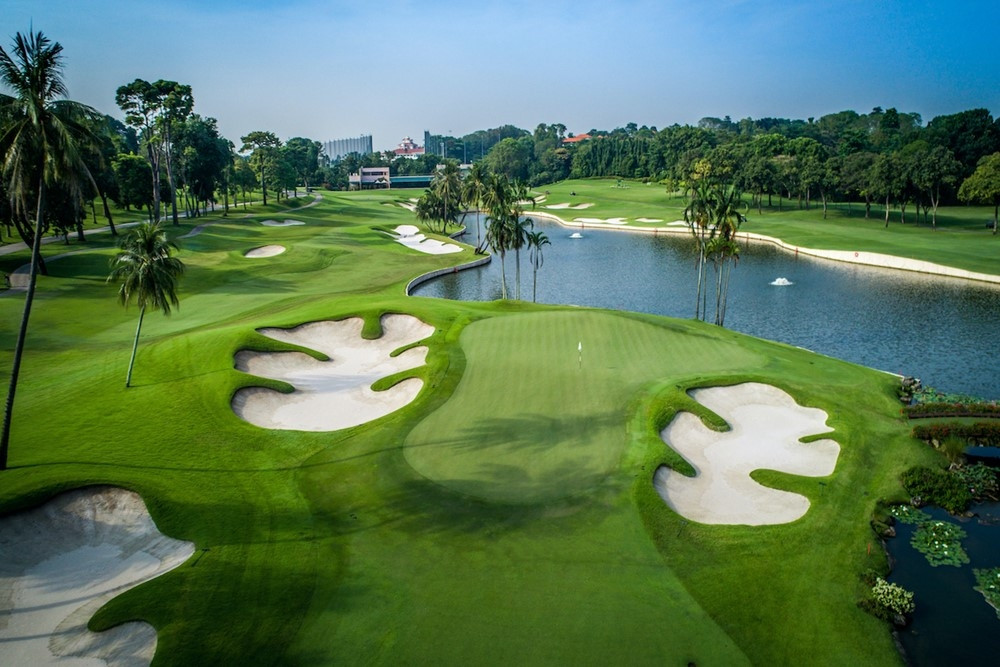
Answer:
(0, 30, 98, 468)
(107, 221, 184, 387)
(958, 152, 1000, 235)
(115, 79, 193, 225)
(283, 137, 321, 192)
(112, 153, 154, 216)
(240, 131, 281, 205)
(869, 152, 903, 228)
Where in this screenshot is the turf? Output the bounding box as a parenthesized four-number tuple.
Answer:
(0, 187, 944, 665)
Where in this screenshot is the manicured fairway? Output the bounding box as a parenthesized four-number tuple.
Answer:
(0, 189, 945, 665)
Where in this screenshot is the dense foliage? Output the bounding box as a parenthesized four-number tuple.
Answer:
(900, 466, 973, 513)
(911, 421, 1000, 446)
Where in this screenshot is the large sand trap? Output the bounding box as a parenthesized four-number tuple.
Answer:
(0, 486, 194, 666)
(244, 245, 286, 258)
(259, 219, 304, 227)
(390, 225, 461, 255)
(654, 383, 840, 525)
(232, 314, 435, 431)
(636, 217, 663, 223)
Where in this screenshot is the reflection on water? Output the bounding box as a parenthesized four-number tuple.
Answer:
(414, 219, 1000, 398)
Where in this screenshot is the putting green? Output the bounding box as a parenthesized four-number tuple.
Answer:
(404, 310, 764, 502)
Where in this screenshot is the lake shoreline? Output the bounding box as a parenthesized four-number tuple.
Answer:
(529, 210, 1000, 286)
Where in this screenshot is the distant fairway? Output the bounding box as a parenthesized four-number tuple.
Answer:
(405, 310, 762, 502)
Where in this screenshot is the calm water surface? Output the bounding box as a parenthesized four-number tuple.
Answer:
(415, 217, 1000, 398)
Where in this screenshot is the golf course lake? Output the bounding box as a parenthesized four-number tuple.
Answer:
(414, 217, 1000, 399)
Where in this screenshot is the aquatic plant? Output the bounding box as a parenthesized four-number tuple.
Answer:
(973, 568, 1000, 619)
(888, 504, 931, 525)
(911, 520, 969, 567)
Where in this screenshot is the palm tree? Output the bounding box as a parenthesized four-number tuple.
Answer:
(508, 180, 536, 300)
(526, 229, 550, 303)
(483, 173, 514, 299)
(462, 161, 489, 252)
(431, 160, 462, 234)
(0, 30, 98, 468)
(108, 222, 185, 388)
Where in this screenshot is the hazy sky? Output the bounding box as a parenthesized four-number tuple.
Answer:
(4, 0, 999, 151)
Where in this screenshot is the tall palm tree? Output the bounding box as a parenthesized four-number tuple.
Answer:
(483, 173, 513, 299)
(526, 229, 550, 303)
(462, 161, 489, 252)
(508, 180, 535, 300)
(0, 30, 98, 468)
(108, 221, 185, 388)
(431, 161, 461, 233)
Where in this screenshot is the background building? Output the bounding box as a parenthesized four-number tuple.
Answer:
(323, 134, 373, 161)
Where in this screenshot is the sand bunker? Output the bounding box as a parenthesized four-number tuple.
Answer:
(232, 314, 435, 431)
(654, 383, 840, 525)
(391, 225, 461, 255)
(636, 217, 663, 223)
(545, 202, 594, 210)
(573, 217, 627, 224)
(0, 486, 194, 666)
(259, 219, 304, 227)
(244, 245, 286, 258)
(396, 202, 416, 212)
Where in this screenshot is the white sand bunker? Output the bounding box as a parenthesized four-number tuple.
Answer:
(396, 202, 416, 212)
(244, 245, 286, 258)
(636, 217, 663, 223)
(0, 486, 194, 666)
(390, 225, 461, 255)
(259, 219, 305, 227)
(232, 314, 435, 431)
(545, 202, 594, 210)
(573, 217, 627, 224)
(654, 383, 840, 525)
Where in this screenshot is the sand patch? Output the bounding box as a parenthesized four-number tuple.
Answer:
(573, 217, 627, 224)
(396, 202, 416, 212)
(0, 486, 194, 666)
(545, 202, 594, 210)
(654, 383, 840, 525)
(244, 245, 286, 258)
(636, 217, 663, 223)
(259, 219, 305, 227)
(666, 221, 687, 227)
(390, 225, 461, 255)
(233, 314, 435, 431)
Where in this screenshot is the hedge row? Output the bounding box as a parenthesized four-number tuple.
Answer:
(905, 402, 1000, 419)
(911, 421, 1000, 447)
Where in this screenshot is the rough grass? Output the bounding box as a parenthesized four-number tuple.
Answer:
(0, 188, 941, 664)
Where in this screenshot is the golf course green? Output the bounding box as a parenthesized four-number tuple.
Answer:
(0, 186, 953, 664)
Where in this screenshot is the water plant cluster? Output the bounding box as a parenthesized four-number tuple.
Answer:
(973, 568, 1000, 619)
(888, 505, 971, 567)
(910, 520, 970, 567)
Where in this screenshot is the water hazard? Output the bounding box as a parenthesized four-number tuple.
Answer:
(414, 217, 1000, 399)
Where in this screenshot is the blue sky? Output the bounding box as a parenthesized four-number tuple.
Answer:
(3, 0, 998, 151)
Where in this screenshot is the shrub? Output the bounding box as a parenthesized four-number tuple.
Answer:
(900, 466, 972, 513)
(955, 464, 1000, 500)
(911, 421, 1000, 447)
(872, 578, 915, 615)
(905, 403, 1000, 419)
